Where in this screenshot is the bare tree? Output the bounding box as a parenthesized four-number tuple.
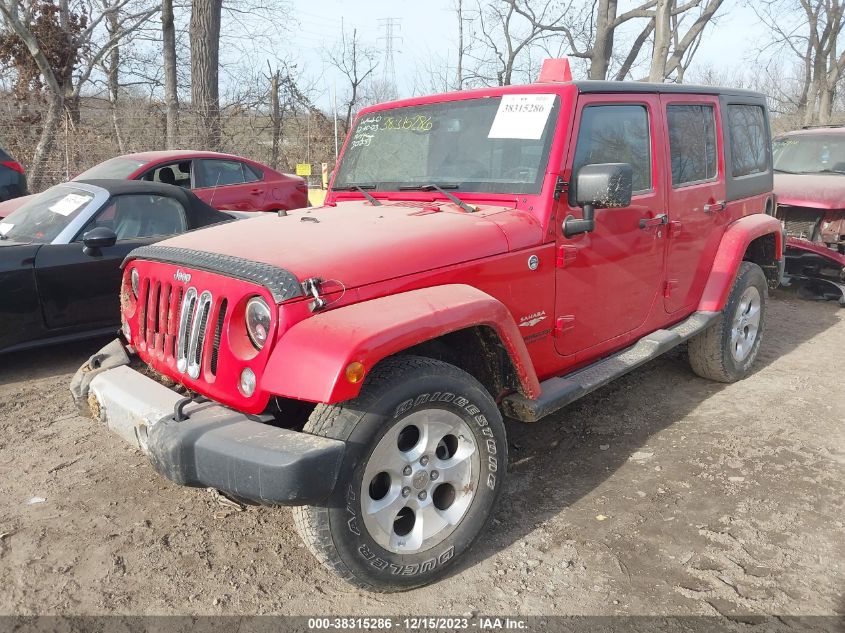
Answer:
(162, 0, 178, 148)
(464, 0, 552, 85)
(326, 26, 378, 132)
(0, 0, 155, 188)
(512, 0, 723, 82)
(756, 0, 845, 125)
(190, 0, 222, 149)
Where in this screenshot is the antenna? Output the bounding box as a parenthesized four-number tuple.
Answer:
(377, 17, 402, 99)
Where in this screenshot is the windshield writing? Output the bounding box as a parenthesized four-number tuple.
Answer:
(334, 95, 559, 194)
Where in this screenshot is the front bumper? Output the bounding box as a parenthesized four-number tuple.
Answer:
(71, 339, 345, 505)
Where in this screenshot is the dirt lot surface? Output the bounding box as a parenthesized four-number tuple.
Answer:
(1, 291, 844, 620)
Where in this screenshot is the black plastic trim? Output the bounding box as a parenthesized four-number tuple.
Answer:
(146, 406, 346, 505)
(123, 245, 303, 303)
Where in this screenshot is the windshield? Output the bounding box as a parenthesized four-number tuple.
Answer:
(333, 94, 559, 194)
(0, 186, 96, 243)
(74, 156, 147, 180)
(773, 134, 845, 174)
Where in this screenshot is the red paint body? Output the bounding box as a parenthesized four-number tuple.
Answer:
(772, 128, 845, 290)
(121, 79, 781, 415)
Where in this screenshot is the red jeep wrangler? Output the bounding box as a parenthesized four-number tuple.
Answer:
(72, 60, 783, 591)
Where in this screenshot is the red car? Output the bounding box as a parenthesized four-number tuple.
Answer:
(0, 150, 308, 218)
(773, 126, 845, 304)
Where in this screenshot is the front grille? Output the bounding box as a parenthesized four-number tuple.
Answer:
(210, 299, 228, 376)
(780, 208, 822, 240)
(138, 279, 182, 359)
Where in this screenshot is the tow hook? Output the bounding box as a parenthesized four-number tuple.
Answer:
(302, 277, 327, 311)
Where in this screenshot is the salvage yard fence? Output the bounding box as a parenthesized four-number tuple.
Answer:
(1, 95, 340, 191)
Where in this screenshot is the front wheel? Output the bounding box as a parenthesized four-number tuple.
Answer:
(292, 355, 506, 591)
(688, 261, 768, 382)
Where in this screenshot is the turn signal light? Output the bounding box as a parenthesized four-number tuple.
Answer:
(345, 361, 365, 383)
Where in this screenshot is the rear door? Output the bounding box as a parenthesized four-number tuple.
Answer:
(554, 95, 668, 357)
(195, 159, 266, 210)
(659, 95, 727, 314)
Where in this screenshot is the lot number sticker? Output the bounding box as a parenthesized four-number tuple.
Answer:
(0, 222, 12, 235)
(488, 94, 555, 140)
(48, 193, 91, 216)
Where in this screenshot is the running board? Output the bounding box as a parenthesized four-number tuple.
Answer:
(501, 311, 720, 423)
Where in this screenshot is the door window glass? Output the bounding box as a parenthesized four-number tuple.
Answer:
(143, 162, 192, 188)
(243, 163, 262, 183)
(728, 105, 769, 177)
(571, 104, 652, 200)
(198, 160, 249, 187)
(667, 104, 718, 186)
(79, 194, 187, 240)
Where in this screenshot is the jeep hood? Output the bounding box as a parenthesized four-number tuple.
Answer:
(154, 201, 540, 293)
(774, 173, 845, 210)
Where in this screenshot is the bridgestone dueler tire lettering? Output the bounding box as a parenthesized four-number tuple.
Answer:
(688, 261, 768, 383)
(292, 355, 507, 592)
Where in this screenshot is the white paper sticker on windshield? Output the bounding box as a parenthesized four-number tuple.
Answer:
(48, 193, 91, 216)
(0, 222, 12, 235)
(488, 94, 555, 140)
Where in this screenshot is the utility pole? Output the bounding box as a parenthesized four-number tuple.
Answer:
(377, 17, 402, 99)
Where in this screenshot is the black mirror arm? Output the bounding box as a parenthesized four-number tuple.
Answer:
(563, 203, 595, 238)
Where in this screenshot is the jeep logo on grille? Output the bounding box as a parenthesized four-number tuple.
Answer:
(174, 269, 192, 283)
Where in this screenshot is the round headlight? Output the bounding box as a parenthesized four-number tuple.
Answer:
(240, 367, 256, 396)
(130, 268, 139, 297)
(245, 296, 272, 349)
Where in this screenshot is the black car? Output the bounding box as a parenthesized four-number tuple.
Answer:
(0, 179, 237, 353)
(0, 147, 27, 202)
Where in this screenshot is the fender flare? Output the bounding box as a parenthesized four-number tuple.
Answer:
(262, 284, 541, 404)
(698, 214, 783, 312)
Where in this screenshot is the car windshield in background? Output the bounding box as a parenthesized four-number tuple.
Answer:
(333, 95, 560, 194)
(0, 186, 95, 243)
(74, 157, 147, 180)
(773, 134, 845, 174)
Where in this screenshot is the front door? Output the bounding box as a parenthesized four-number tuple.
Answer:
(660, 95, 728, 313)
(554, 96, 668, 358)
(35, 194, 187, 330)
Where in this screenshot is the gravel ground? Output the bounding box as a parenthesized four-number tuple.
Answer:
(1, 290, 843, 620)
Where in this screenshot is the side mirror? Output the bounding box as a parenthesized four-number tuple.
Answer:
(82, 226, 117, 256)
(564, 163, 633, 237)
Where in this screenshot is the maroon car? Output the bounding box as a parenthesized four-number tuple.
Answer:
(0, 150, 308, 218)
(773, 127, 845, 305)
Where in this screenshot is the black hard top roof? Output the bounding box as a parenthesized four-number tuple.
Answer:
(74, 179, 190, 197)
(571, 80, 765, 100)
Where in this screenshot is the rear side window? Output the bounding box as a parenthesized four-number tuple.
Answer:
(667, 104, 717, 186)
(198, 160, 255, 187)
(728, 105, 769, 177)
(571, 104, 651, 198)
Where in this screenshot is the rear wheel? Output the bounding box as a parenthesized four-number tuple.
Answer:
(688, 261, 767, 382)
(292, 355, 506, 591)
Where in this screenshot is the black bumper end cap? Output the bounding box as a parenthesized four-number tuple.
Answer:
(146, 405, 345, 506)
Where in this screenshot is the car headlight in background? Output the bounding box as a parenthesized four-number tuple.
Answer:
(131, 268, 139, 297)
(245, 296, 272, 349)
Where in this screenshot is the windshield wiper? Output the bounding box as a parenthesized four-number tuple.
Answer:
(332, 184, 381, 206)
(398, 184, 476, 213)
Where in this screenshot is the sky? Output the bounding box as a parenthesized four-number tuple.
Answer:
(277, 0, 774, 109)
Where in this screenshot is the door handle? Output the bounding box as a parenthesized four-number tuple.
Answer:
(639, 213, 668, 229)
(703, 201, 726, 213)
(250, 188, 263, 195)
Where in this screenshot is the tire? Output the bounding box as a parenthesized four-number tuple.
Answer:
(688, 261, 768, 383)
(292, 355, 507, 591)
